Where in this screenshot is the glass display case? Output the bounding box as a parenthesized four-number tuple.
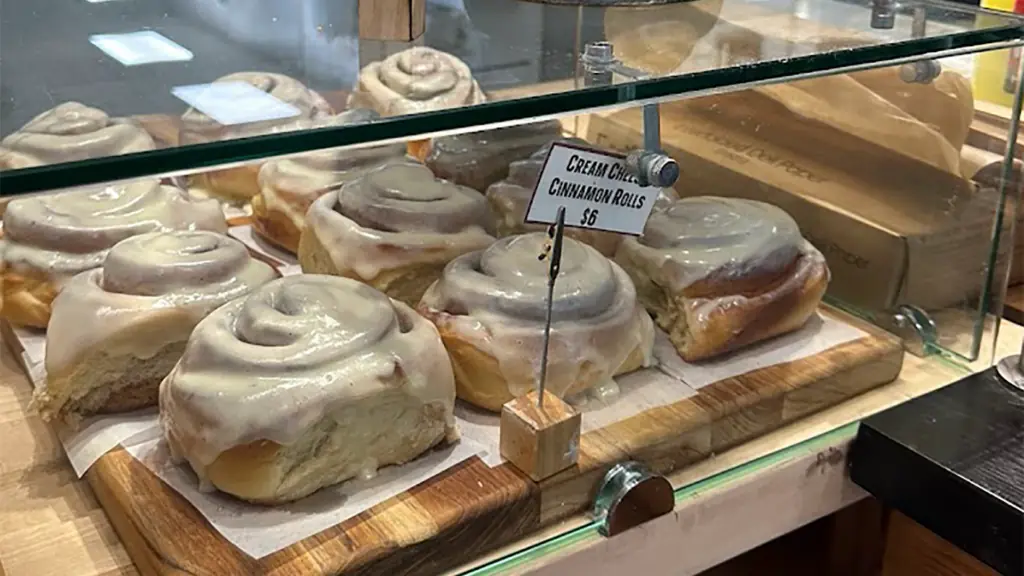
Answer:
(1, 0, 1022, 575)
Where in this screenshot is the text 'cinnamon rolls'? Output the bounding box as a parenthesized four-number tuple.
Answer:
(615, 196, 829, 361)
(349, 47, 486, 116)
(418, 233, 654, 412)
(254, 109, 408, 253)
(0, 181, 227, 328)
(0, 102, 155, 170)
(37, 231, 276, 426)
(298, 160, 494, 305)
(160, 274, 458, 504)
(181, 72, 334, 204)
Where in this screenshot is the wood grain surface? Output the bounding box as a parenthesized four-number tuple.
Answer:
(75, 308, 902, 575)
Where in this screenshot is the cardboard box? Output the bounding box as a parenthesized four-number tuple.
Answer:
(587, 105, 1017, 314)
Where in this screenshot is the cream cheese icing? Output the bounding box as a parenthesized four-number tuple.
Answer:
(623, 196, 806, 293)
(0, 102, 155, 169)
(348, 47, 486, 116)
(159, 274, 457, 478)
(420, 233, 654, 400)
(303, 160, 493, 282)
(45, 231, 277, 375)
(257, 109, 408, 232)
(0, 180, 227, 285)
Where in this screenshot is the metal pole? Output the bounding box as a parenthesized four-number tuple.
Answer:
(538, 206, 567, 408)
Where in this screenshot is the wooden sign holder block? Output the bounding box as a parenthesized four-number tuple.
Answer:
(358, 0, 426, 41)
(500, 391, 582, 481)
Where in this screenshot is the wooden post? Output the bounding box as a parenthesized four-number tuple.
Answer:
(358, 0, 426, 41)
(500, 390, 581, 481)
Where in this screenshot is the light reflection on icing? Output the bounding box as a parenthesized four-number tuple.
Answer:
(0, 102, 155, 169)
(303, 161, 493, 282)
(419, 233, 654, 400)
(45, 231, 277, 374)
(349, 47, 486, 116)
(159, 275, 457, 480)
(0, 181, 227, 284)
(180, 72, 332, 142)
(629, 196, 804, 292)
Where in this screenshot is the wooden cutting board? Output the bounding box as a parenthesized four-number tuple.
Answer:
(69, 307, 903, 576)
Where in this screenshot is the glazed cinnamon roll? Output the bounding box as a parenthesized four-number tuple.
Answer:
(298, 160, 494, 305)
(181, 72, 334, 204)
(422, 120, 563, 192)
(0, 181, 227, 328)
(615, 197, 829, 362)
(486, 139, 678, 257)
(160, 274, 458, 503)
(418, 233, 654, 412)
(0, 102, 155, 170)
(253, 109, 408, 253)
(348, 47, 486, 117)
(36, 231, 276, 426)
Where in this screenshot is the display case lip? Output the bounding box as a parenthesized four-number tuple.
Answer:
(2, 27, 1024, 196)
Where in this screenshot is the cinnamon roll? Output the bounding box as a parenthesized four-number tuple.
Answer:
(181, 72, 334, 204)
(422, 120, 563, 192)
(0, 181, 227, 328)
(348, 47, 486, 117)
(418, 233, 654, 412)
(0, 102, 155, 170)
(615, 197, 829, 362)
(253, 109, 408, 254)
(486, 139, 678, 257)
(298, 160, 494, 305)
(36, 231, 276, 426)
(160, 274, 458, 504)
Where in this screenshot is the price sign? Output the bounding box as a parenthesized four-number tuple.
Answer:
(524, 141, 662, 235)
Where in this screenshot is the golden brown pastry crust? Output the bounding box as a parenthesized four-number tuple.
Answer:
(189, 164, 262, 205)
(250, 189, 303, 254)
(0, 266, 58, 328)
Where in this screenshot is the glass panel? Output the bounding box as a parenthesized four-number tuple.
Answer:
(2, 0, 1024, 195)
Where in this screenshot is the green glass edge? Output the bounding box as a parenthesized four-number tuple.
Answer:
(459, 350, 972, 576)
(459, 422, 866, 576)
(3, 26, 1024, 195)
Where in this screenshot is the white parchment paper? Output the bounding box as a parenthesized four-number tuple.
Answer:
(123, 436, 484, 559)
(229, 224, 297, 267)
(456, 313, 866, 467)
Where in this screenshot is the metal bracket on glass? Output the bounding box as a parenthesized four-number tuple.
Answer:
(870, 0, 896, 29)
(892, 304, 939, 357)
(581, 41, 679, 188)
(592, 462, 674, 537)
(996, 335, 1024, 391)
(900, 60, 942, 84)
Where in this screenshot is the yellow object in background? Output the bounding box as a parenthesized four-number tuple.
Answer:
(974, 0, 1022, 106)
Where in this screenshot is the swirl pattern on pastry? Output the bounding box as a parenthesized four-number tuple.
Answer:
(254, 109, 408, 251)
(418, 233, 654, 411)
(1, 180, 228, 283)
(159, 274, 457, 492)
(300, 160, 494, 304)
(615, 196, 829, 361)
(349, 47, 486, 116)
(180, 72, 333, 142)
(0, 102, 155, 169)
(1, 178, 226, 278)
(41, 232, 277, 416)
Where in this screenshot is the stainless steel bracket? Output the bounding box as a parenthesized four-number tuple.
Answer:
(892, 304, 939, 357)
(581, 41, 679, 188)
(592, 461, 674, 537)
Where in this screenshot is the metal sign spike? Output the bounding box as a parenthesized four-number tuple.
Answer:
(538, 206, 567, 408)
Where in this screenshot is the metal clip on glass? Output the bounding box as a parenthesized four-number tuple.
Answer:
(581, 41, 680, 188)
(593, 462, 674, 537)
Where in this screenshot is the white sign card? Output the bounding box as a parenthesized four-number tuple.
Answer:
(525, 142, 662, 235)
(89, 31, 194, 66)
